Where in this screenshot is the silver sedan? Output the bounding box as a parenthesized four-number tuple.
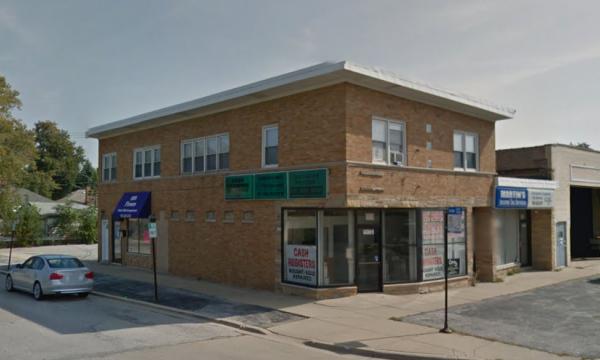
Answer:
(4, 255, 94, 300)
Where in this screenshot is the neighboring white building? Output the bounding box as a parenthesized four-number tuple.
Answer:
(498, 144, 600, 268)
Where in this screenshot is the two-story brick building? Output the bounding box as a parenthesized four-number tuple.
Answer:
(87, 61, 521, 298)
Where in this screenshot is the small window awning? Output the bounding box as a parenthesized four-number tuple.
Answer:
(112, 192, 151, 219)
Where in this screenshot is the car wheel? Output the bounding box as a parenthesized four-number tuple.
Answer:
(33, 282, 43, 301)
(5, 275, 13, 292)
(77, 292, 89, 298)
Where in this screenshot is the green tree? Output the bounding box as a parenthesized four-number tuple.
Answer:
(55, 203, 97, 243)
(77, 206, 97, 244)
(0, 75, 37, 234)
(33, 121, 85, 199)
(14, 203, 43, 246)
(76, 159, 98, 191)
(0, 75, 36, 188)
(0, 188, 22, 235)
(55, 203, 79, 240)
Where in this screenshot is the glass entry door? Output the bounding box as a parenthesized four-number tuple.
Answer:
(356, 211, 381, 292)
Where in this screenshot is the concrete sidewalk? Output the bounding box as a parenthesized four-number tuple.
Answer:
(84, 259, 600, 359)
(2, 245, 599, 359)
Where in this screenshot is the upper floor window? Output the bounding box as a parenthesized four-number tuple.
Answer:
(262, 124, 278, 167)
(453, 131, 478, 171)
(372, 117, 405, 166)
(134, 146, 160, 179)
(102, 153, 117, 182)
(181, 134, 229, 174)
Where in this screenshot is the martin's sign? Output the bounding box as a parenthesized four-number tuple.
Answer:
(495, 186, 528, 208)
(494, 186, 554, 209)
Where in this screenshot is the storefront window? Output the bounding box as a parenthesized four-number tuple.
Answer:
(283, 209, 317, 286)
(127, 218, 151, 255)
(421, 209, 445, 281)
(282, 207, 468, 289)
(384, 210, 418, 283)
(319, 210, 354, 286)
(495, 210, 520, 265)
(447, 208, 467, 276)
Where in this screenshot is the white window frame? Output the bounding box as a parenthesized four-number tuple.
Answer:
(453, 131, 479, 172)
(261, 124, 279, 168)
(181, 133, 229, 174)
(102, 152, 117, 182)
(133, 145, 161, 180)
(371, 116, 407, 166)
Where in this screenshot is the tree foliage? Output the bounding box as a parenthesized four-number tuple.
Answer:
(33, 121, 86, 199)
(0, 74, 98, 247)
(0, 188, 22, 234)
(571, 142, 592, 150)
(14, 203, 43, 246)
(76, 159, 98, 191)
(0, 76, 37, 188)
(55, 203, 97, 244)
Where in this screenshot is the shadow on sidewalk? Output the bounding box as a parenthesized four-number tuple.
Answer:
(93, 272, 306, 329)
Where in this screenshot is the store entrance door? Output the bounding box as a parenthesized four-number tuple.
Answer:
(356, 225, 382, 292)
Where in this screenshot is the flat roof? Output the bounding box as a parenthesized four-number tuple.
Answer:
(498, 143, 600, 155)
(86, 61, 516, 139)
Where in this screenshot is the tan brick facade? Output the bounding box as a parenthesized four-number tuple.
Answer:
(97, 83, 499, 294)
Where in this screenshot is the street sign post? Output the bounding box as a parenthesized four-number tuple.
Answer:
(440, 209, 453, 334)
(7, 222, 16, 271)
(148, 216, 158, 302)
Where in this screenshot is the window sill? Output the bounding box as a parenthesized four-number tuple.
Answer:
(133, 176, 161, 181)
(496, 262, 520, 270)
(126, 252, 151, 256)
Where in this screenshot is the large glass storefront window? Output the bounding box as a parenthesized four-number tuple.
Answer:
(283, 207, 467, 289)
(384, 210, 418, 283)
(319, 210, 355, 286)
(283, 210, 318, 286)
(127, 218, 151, 255)
(495, 210, 520, 265)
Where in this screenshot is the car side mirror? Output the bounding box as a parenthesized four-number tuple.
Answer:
(15, 264, 22, 269)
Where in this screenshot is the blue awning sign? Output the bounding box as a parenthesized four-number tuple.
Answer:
(495, 186, 528, 209)
(113, 192, 151, 219)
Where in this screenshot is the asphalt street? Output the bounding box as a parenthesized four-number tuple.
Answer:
(405, 275, 600, 359)
(0, 287, 363, 360)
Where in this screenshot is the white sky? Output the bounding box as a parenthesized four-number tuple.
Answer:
(2, 0, 600, 166)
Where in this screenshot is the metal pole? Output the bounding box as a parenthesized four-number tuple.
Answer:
(440, 209, 452, 334)
(7, 230, 15, 271)
(149, 214, 158, 302)
(152, 235, 158, 302)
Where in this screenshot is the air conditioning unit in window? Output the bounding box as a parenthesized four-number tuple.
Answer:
(390, 152, 404, 166)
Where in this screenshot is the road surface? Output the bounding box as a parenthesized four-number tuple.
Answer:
(0, 287, 363, 360)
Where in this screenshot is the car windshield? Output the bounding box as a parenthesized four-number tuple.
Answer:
(46, 257, 85, 269)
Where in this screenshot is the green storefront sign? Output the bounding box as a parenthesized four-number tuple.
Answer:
(288, 169, 327, 198)
(225, 169, 327, 200)
(224, 175, 254, 200)
(255, 172, 288, 199)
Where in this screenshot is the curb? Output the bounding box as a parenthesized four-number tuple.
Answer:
(305, 340, 467, 360)
(91, 291, 269, 336)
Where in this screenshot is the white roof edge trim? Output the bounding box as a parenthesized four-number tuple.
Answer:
(342, 62, 516, 119)
(86, 61, 515, 138)
(496, 177, 559, 190)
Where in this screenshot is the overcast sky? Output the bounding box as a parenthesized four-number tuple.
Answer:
(2, 0, 600, 166)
